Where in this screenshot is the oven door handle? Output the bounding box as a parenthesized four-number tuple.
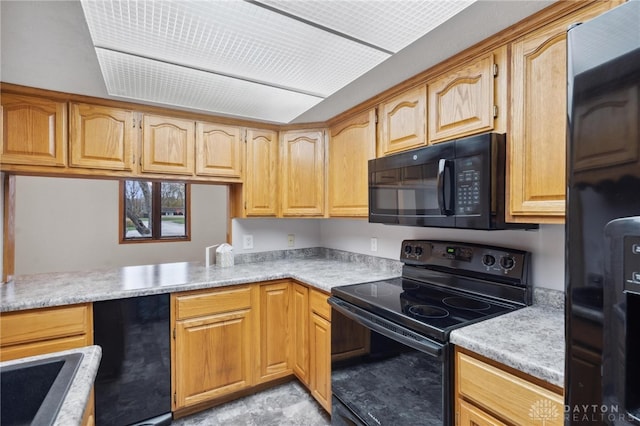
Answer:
(328, 297, 444, 360)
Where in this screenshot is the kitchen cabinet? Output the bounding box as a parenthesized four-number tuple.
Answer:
(427, 48, 506, 144)
(255, 280, 292, 384)
(378, 85, 427, 156)
(1, 93, 67, 167)
(455, 348, 563, 426)
(292, 282, 309, 385)
(69, 103, 135, 171)
(172, 286, 253, 410)
(0, 303, 93, 362)
(508, 2, 616, 223)
(195, 122, 243, 179)
(328, 109, 376, 217)
(309, 288, 331, 412)
(141, 114, 195, 175)
(280, 129, 325, 217)
(244, 128, 279, 216)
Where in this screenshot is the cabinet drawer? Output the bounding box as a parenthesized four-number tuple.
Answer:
(174, 286, 252, 320)
(310, 289, 330, 321)
(0, 335, 90, 362)
(457, 351, 563, 425)
(0, 304, 91, 347)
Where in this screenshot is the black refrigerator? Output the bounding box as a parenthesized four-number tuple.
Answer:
(566, 2, 640, 425)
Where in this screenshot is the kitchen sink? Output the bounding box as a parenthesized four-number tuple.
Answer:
(1, 352, 84, 426)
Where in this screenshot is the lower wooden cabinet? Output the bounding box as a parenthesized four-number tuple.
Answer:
(309, 288, 332, 413)
(172, 286, 254, 410)
(455, 348, 564, 426)
(170, 282, 333, 415)
(256, 281, 292, 384)
(0, 303, 93, 361)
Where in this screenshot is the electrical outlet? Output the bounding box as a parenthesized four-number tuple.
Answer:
(287, 234, 295, 247)
(243, 234, 254, 250)
(370, 237, 378, 252)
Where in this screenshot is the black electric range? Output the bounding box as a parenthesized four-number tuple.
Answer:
(329, 240, 532, 426)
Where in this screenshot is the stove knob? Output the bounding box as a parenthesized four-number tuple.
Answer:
(404, 245, 413, 255)
(482, 254, 496, 266)
(415, 246, 423, 256)
(500, 256, 515, 270)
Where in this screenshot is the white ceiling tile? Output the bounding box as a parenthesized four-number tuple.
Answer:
(96, 48, 323, 123)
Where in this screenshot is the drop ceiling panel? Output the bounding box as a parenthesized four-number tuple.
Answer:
(257, 0, 476, 53)
(96, 48, 323, 123)
(81, 0, 389, 97)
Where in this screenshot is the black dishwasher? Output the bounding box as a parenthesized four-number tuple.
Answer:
(94, 294, 172, 425)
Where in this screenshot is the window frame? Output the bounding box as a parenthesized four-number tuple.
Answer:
(119, 180, 191, 244)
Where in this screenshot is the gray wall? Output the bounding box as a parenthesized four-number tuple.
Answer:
(14, 176, 228, 274)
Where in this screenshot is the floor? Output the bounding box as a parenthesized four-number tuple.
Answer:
(172, 381, 331, 426)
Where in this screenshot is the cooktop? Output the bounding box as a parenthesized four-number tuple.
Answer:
(332, 277, 516, 342)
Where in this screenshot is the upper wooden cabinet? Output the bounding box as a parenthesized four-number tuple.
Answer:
(378, 85, 427, 156)
(244, 128, 279, 216)
(508, 2, 617, 223)
(280, 129, 325, 217)
(141, 114, 195, 175)
(1, 93, 67, 167)
(195, 122, 243, 179)
(328, 109, 376, 217)
(428, 51, 503, 144)
(69, 103, 135, 171)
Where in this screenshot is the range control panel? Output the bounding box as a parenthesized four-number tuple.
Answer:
(400, 239, 529, 281)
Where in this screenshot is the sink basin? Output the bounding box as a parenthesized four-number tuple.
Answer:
(1, 352, 84, 426)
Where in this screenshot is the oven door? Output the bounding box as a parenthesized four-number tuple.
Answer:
(329, 297, 451, 426)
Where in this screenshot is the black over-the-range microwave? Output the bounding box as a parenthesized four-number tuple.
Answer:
(368, 132, 538, 230)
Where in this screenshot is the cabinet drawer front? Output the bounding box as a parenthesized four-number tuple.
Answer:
(175, 286, 252, 320)
(457, 352, 563, 425)
(309, 289, 330, 321)
(0, 304, 90, 346)
(0, 335, 90, 362)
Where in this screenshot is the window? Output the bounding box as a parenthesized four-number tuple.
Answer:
(120, 180, 190, 242)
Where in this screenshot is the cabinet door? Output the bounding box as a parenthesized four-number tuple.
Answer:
(310, 312, 331, 413)
(195, 122, 243, 178)
(142, 114, 195, 175)
(69, 103, 134, 171)
(174, 309, 252, 409)
(378, 85, 427, 155)
(245, 128, 279, 216)
(509, 3, 615, 222)
(458, 399, 507, 426)
(256, 281, 292, 384)
(0, 304, 93, 361)
(292, 283, 309, 385)
(328, 109, 376, 217)
(281, 130, 325, 217)
(1, 93, 67, 167)
(428, 54, 495, 144)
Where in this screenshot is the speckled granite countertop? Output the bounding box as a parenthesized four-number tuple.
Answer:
(450, 289, 565, 388)
(0, 345, 101, 426)
(0, 250, 401, 312)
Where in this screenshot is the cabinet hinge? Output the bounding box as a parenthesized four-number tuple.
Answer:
(174, 393, 177, 405)
(493, 105, 498, 118)
(132, 117, 136, 128)
(173, 328, 176, 339)
(374, 112, 378, 124)
(493, 63, 499, 77)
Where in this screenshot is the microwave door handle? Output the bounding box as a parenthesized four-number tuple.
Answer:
(437, 159, 453, 215)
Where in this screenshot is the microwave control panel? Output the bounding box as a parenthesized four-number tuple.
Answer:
(455, 156, 481, 215)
